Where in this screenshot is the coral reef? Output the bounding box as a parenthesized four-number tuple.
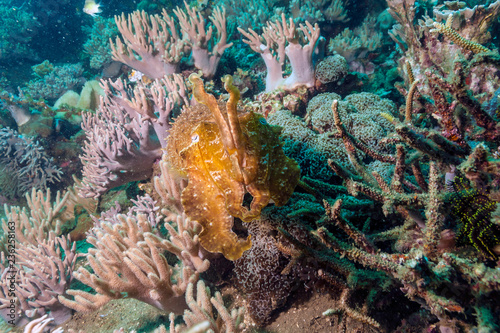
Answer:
(3, 0, 500, 332)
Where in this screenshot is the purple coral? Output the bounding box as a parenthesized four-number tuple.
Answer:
(0, 235, 78, 326)
(233, 221, 296, 324)
(0, 128, 62, 199)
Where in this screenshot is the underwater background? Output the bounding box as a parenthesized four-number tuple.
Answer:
(0, 0, 500, 332)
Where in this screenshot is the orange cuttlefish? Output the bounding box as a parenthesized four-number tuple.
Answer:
(166, 73, 300, 260)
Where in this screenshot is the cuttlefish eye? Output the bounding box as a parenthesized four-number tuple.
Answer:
(259, 117, 267, 125)
(192, 134, 200, 143)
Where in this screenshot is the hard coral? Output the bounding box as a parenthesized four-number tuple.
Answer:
(166, 73, 300, 260)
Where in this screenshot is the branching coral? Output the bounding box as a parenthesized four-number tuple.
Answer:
(111, 9, 185, 79)
(22, 315, 59, 333)
(151, 154, 187, 222)
(0, 128, 63, 199)
(111, 3, 232, 79)
(238, 14, 322, 92)
(253, 191, 388, 329)
(0, 235, 78, 326)
(147, 213, 211, 273)
(0, 187, 86, 327)
(175, 5, 233, 79)
(430, 14, 490, 54)
(425, 53, 500, 142)
(59, 213, 201, 314)
(321, 99, 500, 330)
(0, 188, 70, 254)
(387, 0, 500, 106)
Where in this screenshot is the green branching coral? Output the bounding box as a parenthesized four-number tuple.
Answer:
(450, 177, 500, 260)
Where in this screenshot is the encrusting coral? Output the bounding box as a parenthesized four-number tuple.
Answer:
(166, 73, 300, 260)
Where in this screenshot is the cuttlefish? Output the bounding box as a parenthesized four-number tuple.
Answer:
(166, 73, 300, 260)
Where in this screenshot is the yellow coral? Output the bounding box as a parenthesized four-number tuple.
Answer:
(166, 73, 300, 260)
(432, 15, 490, 54)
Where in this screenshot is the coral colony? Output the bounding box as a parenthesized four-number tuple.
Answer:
(1, 0, 500, 332)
